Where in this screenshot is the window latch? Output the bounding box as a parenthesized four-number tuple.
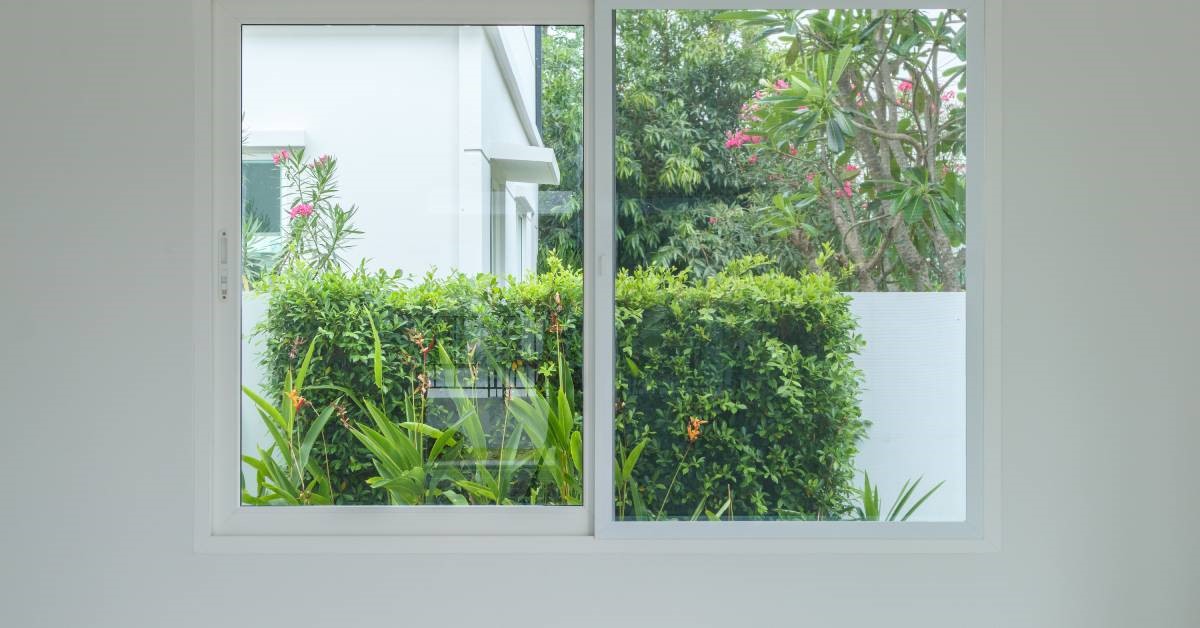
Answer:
(218, 229, 230, 301)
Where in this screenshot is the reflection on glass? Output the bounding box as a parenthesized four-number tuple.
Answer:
(613, 9, 967, 521)
(239, 25, 584, 506)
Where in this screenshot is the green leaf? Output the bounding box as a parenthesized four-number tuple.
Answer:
(368, 311, 383, 392)
(831, 45, 852, 83)
(625, 357, 642, 378)
(398, 422, 457, 446)
(455, 480, 497, 502)
(901, 480, 944, 521)
(299, 404, 336, 470)
(621, 438, 649, 484)
(242, 385, 285, 433)
(825, 120, 844, 153)
(294, 336, 318, 391)
(709, 497, 732, 521)
(569, 430, 583, 474)
(785, 37, 802, 67)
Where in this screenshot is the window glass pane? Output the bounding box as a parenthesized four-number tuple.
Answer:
(241, 160, 281, 232)
(240, 24, 584, 507)
(612, 9, 966, 522)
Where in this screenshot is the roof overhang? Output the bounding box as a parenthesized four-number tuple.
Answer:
(487, 143, 560, 185)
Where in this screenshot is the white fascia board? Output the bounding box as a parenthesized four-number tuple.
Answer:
(487, 143, 560, 185)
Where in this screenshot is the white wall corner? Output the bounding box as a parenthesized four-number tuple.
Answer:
(482, 25, 543, 147)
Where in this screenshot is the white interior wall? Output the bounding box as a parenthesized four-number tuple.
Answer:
(3, 1, 1199, 626)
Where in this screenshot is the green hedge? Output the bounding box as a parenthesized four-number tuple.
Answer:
(255, 257, 866, 517)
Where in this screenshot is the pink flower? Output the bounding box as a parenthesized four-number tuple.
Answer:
(788, 145, 798, 157)
(723, 129, 762, 149)
(941, 89, 956, 102)
(707, 216, 719, 225)
(833, 181, 854, 198)
(288, 202, 314, 219)
(795, 105, 809, 113)
(805, 172, 815, 183)
(844, 164, 859, 174)
(774, 79, 790, 91)
(753, 89, 766, 100)
(311, 154, 331, 168)
(897, 80, 913, 93)
(272, 149, 290, 165)
(747, 154, 758, 165)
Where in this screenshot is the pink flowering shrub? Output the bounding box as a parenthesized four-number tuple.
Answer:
(271, 148, 361, 274)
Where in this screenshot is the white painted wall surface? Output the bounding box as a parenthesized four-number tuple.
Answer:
(240, 293, 269, 486)
(848, 292, 967, 521)
(242, 25, 543, 277)
(4, 1, 1200, 626)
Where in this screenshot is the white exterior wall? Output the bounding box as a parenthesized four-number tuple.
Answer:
(481, 25, 541, 279)
(242, 25, 543, 277)
(848, 292, 967, 521)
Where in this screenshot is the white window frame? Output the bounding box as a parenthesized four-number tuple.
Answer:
(193, 0, 1001, 553)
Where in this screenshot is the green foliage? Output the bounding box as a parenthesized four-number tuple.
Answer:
(240, 211, 277, 286)
(241, 339, 337, 505)
(724, 9, 969, 291)
(506, 337, 584, 505)
(255, 255, 583, 503)
(855, 473, 944, 521)
(537, 10, 780, 272)
(538, 26, 585, 271)
(612, 10, 780, 271)
(256, 256, 867, 517)
(614, 257, 867, 519)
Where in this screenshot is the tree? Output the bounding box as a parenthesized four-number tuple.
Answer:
(538, 11, 779, 272)
(721, 9, 967, 291)
(538, 26, 585, 271)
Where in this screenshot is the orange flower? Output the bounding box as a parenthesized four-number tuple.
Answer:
(686, 417, 709, 443)
(406, 328, 435, 358)
(286, 388, 306, 411)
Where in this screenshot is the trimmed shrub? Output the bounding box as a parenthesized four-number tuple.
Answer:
(254, 257, 866, 515)
(615, 258, 866, 519)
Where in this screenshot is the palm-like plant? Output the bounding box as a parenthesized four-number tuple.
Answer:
(506, 319, 584, 505)
(855, 472, 944, 521)
(241, 339, 337, 505)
